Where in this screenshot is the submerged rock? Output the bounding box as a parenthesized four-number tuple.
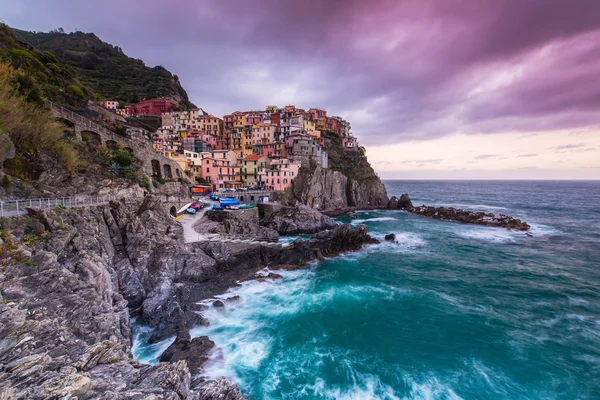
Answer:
(384, 233, 396, 241)
(213, 300, 225, 308)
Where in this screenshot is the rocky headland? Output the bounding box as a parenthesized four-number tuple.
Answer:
(279, 144, 389, 210)
(0, 195, 377, 399)
(388, 193, 530, 231)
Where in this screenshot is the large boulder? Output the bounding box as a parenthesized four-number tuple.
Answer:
(384, 233, 396, 241)
(260, 203, 336, 234)
(398, 193, 414, 210)
(203, 208, 279, 241)
(159, 329, 215, 376)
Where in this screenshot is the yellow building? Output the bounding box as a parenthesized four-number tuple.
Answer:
(233, 112, 246, 128)
(166, 151, 188, 178)
(198, 115, 223, 138)
(231, 127, 243, 155)
(242, 127, 254, 157)
(241, 154, 267, 187)
(303, 119, 316, 132)
(184, 150, 205, 183)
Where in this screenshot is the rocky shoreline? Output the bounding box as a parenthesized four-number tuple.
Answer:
(0, 195, 377, 399)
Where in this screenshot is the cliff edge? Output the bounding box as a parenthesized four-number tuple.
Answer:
(284, 133, 388, 210)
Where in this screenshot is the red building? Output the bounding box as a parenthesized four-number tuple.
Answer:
(125, 98, 178, 117)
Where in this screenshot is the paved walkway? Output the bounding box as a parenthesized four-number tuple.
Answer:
(176, 202, 283, 247)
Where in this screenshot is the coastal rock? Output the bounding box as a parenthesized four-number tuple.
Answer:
(283, 156, 388, 210)
(384, 233, 396, 241)
(0, 195, 380, 399)
(198, 379, 248, 400)
(260, 203, 337, 234)
(410, 205, 530, 230)
(399, 193, 414, 210)
(202, 208, 279, 241)
(213, 300, 225, 308)
(387, 193, 413, 210)
(159, 330, 215, 377)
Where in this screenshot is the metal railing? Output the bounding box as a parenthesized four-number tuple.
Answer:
(214, 190, 272, 196)
(0, 195, 120, 217)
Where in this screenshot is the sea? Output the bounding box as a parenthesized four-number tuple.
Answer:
(133, 180, 600, 399)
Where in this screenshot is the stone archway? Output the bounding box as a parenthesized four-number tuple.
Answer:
(56, 117, 75, 128)
(106, 140, 118, 150)
(151, 159, 162, 179)
(163, 164, 173, 179)
(170, 206, 177, 216)
(81, 130, 102, 146)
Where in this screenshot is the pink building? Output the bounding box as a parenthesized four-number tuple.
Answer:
(246, 113, 263, 125)
(199, 150, 242, 189)
(126, 98, 178, 116)
(264, 158, 301, 191)
(342, 136, 358, 149)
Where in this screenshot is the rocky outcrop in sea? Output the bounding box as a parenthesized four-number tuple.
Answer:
(0, 195, 377, 398)
(388, 193, 530, 231)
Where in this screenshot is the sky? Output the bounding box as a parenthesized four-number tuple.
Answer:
(3, 0, 600, 179)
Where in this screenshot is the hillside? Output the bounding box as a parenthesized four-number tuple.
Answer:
(0, 24, 92, 109)
(12, 28, 195, 108)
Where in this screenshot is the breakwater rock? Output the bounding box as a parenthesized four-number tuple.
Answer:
(411, 205, 530, 230)
(389, 193, 530, 231)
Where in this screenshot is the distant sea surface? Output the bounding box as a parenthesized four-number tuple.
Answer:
(134, 180, 600, 399)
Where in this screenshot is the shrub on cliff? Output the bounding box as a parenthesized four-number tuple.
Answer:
(67, 84, 85, 101)
(0, 61, 62, 153)
(0, 61, 77, 179)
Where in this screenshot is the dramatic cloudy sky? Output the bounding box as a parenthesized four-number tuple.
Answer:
(4, 0, 600, 179)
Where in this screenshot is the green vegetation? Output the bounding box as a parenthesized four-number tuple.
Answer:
(13, 28, 195, 108)
(323, 132, 379, 181)
(0, 24, 92, 109)
(0, 61, 78, 177)
(67, 84, 85, 101)
(93, 146, 149, 188)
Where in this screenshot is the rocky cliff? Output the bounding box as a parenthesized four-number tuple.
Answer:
(284, 152, 389, 210)
(0, 196, 377, 398)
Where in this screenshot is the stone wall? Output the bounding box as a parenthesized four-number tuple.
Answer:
(50, 102, 187, 182)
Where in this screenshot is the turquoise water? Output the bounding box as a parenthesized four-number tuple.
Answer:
(135, 181, 600, 399)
